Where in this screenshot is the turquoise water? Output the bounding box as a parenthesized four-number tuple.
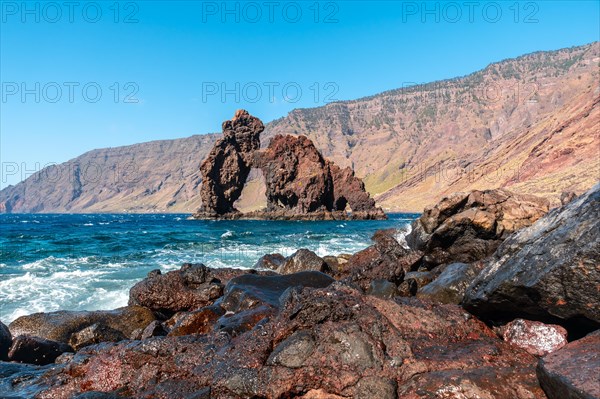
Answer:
(0, 213, 417, 323)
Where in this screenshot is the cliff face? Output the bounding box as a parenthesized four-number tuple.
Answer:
(1, 42, 598, 213)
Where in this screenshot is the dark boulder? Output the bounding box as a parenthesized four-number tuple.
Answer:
(406, 188, 549, 268)
(463, 184, 600, 329)
(8, 335, 73, 365)
(253, 253, 285, 270)
(340, 229, 421, 291)
(417, 262, 484, 304)
(537, 330, 600, 399)
(69, 323, 126, 351)
(0, 321, 11, 360)
(277, 249, 328, 275)
(140, 320, 168, 340)
(9, 306, 155, 345)
(128, 263, 255, 314)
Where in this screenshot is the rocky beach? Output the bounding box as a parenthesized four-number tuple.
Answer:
(1, 180, 598, 398)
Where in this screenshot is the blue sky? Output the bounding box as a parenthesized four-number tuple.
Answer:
(1, 0, 599, 188)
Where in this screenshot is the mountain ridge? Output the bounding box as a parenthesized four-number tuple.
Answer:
(1, 41, 599, 213)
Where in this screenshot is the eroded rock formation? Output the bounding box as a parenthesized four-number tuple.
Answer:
(195, 110, 264, 217)
(195, 113, 386, 220)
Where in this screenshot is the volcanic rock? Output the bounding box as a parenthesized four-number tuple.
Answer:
(340, 229, 421, 291)
(167, 306, 225, 336)
(253, 134, 386, 220)
(406, 188, 549, 268)
(277, 249, 329, 275)
(329, 163, 386, 219)
(68, 323, 126, 351)
(0, 321, 11, 360)
(128, 263, 262, 315)
(417, 262, 485, 304)
(500, 319, 568, 356)
(8, 306, 155, 345)
(257, 134, 334, 214)
(537, 330, 600, 399)
(195, 109, 264, 217)
(463, 183, 600, 329)
(36, 284, 546, 398)
(253, 253, 285, 270)
(8, 335, 73, 365)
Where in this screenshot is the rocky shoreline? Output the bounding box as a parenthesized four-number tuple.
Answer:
(1, 184, 598, 398)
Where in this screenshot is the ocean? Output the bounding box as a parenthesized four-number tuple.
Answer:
(0, 213, 418, 323)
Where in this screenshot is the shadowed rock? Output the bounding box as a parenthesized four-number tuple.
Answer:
(195, 109, 264, 217)
(463, 183, 600, 329)
(128, 263, 271, 315)
(8, 335, 73, 365)
(0, 321, 11, 361)
(9, 306, 155, 345)
(406, 188, 549, 268)
(537, 330, 600, 399)
(277, 249, 329, 275)
(417, 262, 485, 304)
(69, 324, 126, 351)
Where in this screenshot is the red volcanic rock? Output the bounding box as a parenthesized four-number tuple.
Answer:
(537, 330, 600, 399)
(500, 319, 568, 356)
(406, 188, 549, 268)
(196, 109, 264, 216)
(255, 134, 386, 220)
(256, 134, 335, 214)
(340, 229, 421, 292)
(128, 263, 226, 315)
(329, 162, 386, 219)
(37, 284, 546, 398)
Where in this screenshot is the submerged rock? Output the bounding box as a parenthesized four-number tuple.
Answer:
(9, 306, 155, 345)
(8, 335, 73, 365)
(406, 188, 549, 268)
(500, 319, 568, 356)
(537, 330, 600, 399)
(463, 183, 600, 329)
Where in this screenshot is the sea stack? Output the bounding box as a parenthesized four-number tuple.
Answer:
(193, 110, 386, 220)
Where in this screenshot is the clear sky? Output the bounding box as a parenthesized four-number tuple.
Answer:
(1, 0, 599, 188)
